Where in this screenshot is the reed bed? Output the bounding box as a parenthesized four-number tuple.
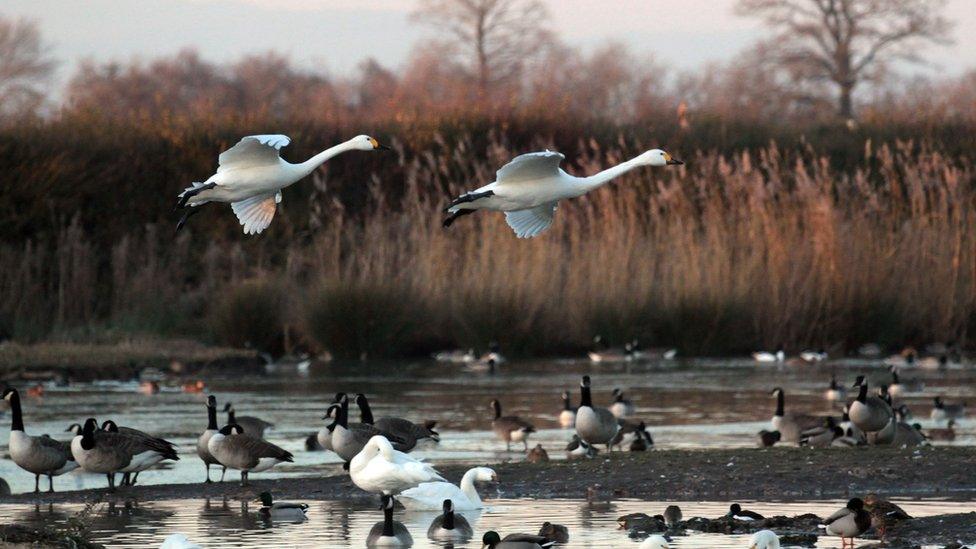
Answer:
(2, 133, 974, 357)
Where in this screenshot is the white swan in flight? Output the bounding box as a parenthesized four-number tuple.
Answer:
(443, 148, 682, 238)
(176, 134, 390, 234)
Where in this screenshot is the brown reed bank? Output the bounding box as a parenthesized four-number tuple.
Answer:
(2, 122, 975, 358)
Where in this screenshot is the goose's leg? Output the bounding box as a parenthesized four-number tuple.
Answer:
(442, 208, 476, 228)
(523, 440, 529, 452)
(47, 475, 55, 493)
(107, 473, 115, 491)
(176, 182, 216, 209)
(506, 440, 511, 452)
(34, 474, 40, 493)
(131, 472, 139, 485)
(445, 190, 494, 210)
(204, 463, 212, 483)
(240, 471, 248, 487)
(120, 472, 130, 486)
(220, 466, 226, 482)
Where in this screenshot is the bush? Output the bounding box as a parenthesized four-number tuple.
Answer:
(209, 278, 286, 354)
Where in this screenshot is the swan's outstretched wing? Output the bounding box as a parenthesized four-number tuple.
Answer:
(218, 134, 291, 171)
(231, 191, 281, 235)
(505, 201, 557, 238)
(496, 151, 564, 183)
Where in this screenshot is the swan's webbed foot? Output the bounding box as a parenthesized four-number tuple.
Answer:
(176, 182, 216, 210)
(442, 208, 476, 228)
(445, 190, 493, 211)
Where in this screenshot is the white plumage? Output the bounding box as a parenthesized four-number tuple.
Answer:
(748, 530, 780, 549)
(399, 466, 497, 510)
(640, 535, 671, 549)
(349, 436, 445, 495)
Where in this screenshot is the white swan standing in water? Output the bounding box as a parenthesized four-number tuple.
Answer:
(176, 134, 390, 234)
(443, 148, 683, 238)
(398, 466, 497, 510)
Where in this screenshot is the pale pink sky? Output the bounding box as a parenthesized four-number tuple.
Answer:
(6, 0, 975, 87)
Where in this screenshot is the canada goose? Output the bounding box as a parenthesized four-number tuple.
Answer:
(800, 349, 828, 363)
(526, 444, 549, 463)
(888, 366, 923, 396)
(753, 348, 785, 363)
(727, 503, 764, 521)
(799, 417, 843, 448)
(831, 427, 866, 447)
(758, 429, 781, 447)
(366, 494, 413, 547)
(433, 348, 476, 363)
(537, 522, 569, 543)
(888, 418, 926, 447)
(2, 388, 78, 493)
(427, 499, 473, 542)
(926, 419, 956, 441)
(349, 435, 445, 496)
(838, 405, 866, 442)
(639, 535, 671, 549)
(399, 466, 497, 510)
(223, 402, 273, 439)
(823, 497, 872, 548)
(769, 387, 822, 443)
(576, 376, 620, 451)
(558, 391, 577, 428)
(481, 531, 555, 548)
(629, 422, 654, 452)
(876, 384, 893, 406)
(356, 393, 439, 450)
(824, 375, 846, 401)
(931, 396, 966, 421)
(257, 491, 308, 522)
(207, 424, 293, 486)
(100, 420, 178, 486)
(71, 418, 177, 490)
(662, 505, 682, 527)
(333, 394, 408, 462)
(610, 388, 635, 418)
(748, 529, 780, 549)
(849, 376, 893, 432)
(489, 399, 536, 451)
(566, 434, 599, 459)
(317, 403, 340, 452)
(863, 494, 912, 541)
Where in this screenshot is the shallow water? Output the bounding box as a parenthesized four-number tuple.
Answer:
(2, 497, 972, 548)
(0, 357, 973, 495)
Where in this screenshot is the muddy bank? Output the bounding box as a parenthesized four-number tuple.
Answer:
(0, 523, 104, 548)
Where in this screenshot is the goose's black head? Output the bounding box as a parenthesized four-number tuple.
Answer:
(322, 403, 340, 420)
(207, 395, 217, 408)
(219, 423, 244, 436)
(852, 375, 866, 388)
(101, 420, 119, 432)
(442, 499, 454, 513)
(355, 393, 369, 406)
(482, 531, 501, 547)
(769, 387, 783, 396)
(65, 423, 81, 434)
(334, 392, 346, 403)
(846, 497, 864, 511)
(82, 418, 98, 435)
(581, 375, 592, 388)
(380, 494, 394, 510)
(258, 491, 273, 506)
(223, 402, 233, 412)
(1, 387, 16, 401)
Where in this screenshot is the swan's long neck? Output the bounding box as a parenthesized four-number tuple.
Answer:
(294, 140, 359, 178)
(579, 156, 647, 192)
(460, 469, 482, 505)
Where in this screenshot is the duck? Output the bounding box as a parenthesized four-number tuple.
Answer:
(466, 357, 499, 374)
(257, 491, 308, 521)
(332, 394, 408, 462)
(824, 375, 846, 401)
(639, 535, 671, 549)
(25, 384, 45, 398)
(727, 503, 764, 521)
(71, 417, 177, 490)
(159, 533, 202, 549)
(769, 387, 822, 443)
(526, 444, 549, 463)
(100, 420, 178, 486)
(752, 348, 785, 363)
(2, 388, 78, 493)
(857, 342, 882, 357)
(176, 134, 389, 233)
(799, 417, 843, 448)
(207, 423, 293, 486)
(349, 435, 445, 496)
(481, 531, 556, 548)
(884, 347, 917, 368)
(916, 354, 947, 370)
(433, 348, 477, 363)
(758, 430, 781, 447)
(748, 530, 780, 549)
(478, 341, 507, 365)
(823, 497, 872, 548)
(223, 402, 273, 439)
(848, 376, 893, 432)
(356, 393, 439, 451)
(662, 505, 682, 527)
(366, 494, 413, 547)
(931, 396, 966, 421)
(557, 390, 578, 428)
(800, 349, 828, 363)
(863, 494, 911, 541)
(489, 399, 536, 452)
(427, 499, 473, 542)
(888, 366, 923, 396)
(317, 403, 340, 452)
(831, 428, 866, 447)
(926, 419, 956, 441)
(138, 381, 160, 395)
(610, 388, 635, 418)
(182, 380, 205, 394)
(443, 148, 682, 237)
(537, 522, 569, 543)
(196, 396, 223, 483)
(399, 466, 497, 510)
(628, 340, 677, 361)
(629, 422, 654, 451)
(576, 376, 620, 451)
(587, 336, 633, 363)
(566, 434, 599, 459)
(838, 405, 865, 442)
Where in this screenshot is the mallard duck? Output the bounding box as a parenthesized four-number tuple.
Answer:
(537, 522, 569, 543)
(753, 348, 785, 363)
(662, 505, 682, 527)
(481, 531, 555, 548)
(863, 494, 911, 542)
(800, 349, 828, 363)
(427, 499, 473, 542)
(931, 397, 966, 421)
(727, 503, 764, 520)
(566, 434, 598, 459)
(526, 444, 549, 463)
(926, 419, 956, 441)
(257, 491, 308, 521)
(823, 497, 872, 548)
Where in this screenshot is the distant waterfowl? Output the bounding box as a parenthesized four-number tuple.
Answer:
(566, 434, 599, 459)
(433, 348, 476, 363)
(824, 375, 846, 401)
(159, 533, 203, 549)
(333, 394, 408, 462)
(748, 529, 780, 549)
(356, 394, 439, 451)
(799, 417, 843, 448)
(176, 134, 389, 234)
(526, 444, 549, 463)
(427, 499, 473, 542)
(257, 491, 308, 521)
(575, 376, 620, 451)
(481, 531, 556, 548)
(610, 388, 635, 418)
(537, 522, 569, 543)
(71, 417, 178, 490)
(466, 357, 499, 374)
(139, 381, 160, 395)
(588, 335, 634, 363)
(629, 422, 654, 452)
(367, 494, 413, 547)
(478, 341, 507, 365)
(639, 535, 671, 549)
(399, 466, 497, 510)
(628, 340, 677, 361)
(349, 435, 445, 496)
(883, 347, 917, 368)
(489, 399, 536, 451)
(182, 380, 206, 394)
(926, 419, 956, 441)
(758, 429, 781, 447)
(857, 343, 882, 357)
(100, 420, 178, 486)
(559, 391, 577, 428)
(223, 402, 273, 439)
(769, 387, 821, 443)
(931, 396, 966, 421)
(2, 388, 78, 493)
(800, 349, 828, 363)
(888, 366, 923, 396)
(916, 354, 947, 370)
(863, 493, 912, 541)
(848, 376, 893, 432)
(727, 503, 765, 521)
(207, 424, 293, 486)
(443, 148, 682, 238)
(831, 428, 866, 447)
(752, 348, 785, 363)
(823, 497, 872, 548)
(663, 505, 682, 527)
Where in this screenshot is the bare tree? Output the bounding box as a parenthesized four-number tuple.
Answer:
(411, 0, 553, 99)
(0, 17, 56, 119)
(736, 0, 952, 118)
